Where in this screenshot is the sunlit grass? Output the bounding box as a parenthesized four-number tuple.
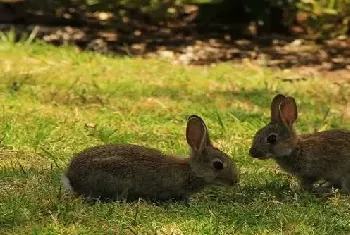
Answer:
(0, 41, 349, 234)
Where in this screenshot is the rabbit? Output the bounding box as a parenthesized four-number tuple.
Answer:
(249, 94, 350, 193)
(62, 115, 239, 202)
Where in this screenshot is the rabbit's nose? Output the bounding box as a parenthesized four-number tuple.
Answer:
(231, 172, 239, 185)
(249, 147, 262, 158)
(233, 177, 239, 185)
(249, 147, 255, 156)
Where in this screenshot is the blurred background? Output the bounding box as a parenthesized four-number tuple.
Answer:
(1, 0, 349, 83)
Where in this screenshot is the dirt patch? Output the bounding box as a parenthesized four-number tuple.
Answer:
(0, 2, 349, 84)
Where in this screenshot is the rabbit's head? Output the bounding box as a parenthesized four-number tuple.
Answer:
(186, 115, 239, 186)
(249, 94, 299, 159)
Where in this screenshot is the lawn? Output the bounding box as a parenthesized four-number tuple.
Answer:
(0, 40, 349, 235)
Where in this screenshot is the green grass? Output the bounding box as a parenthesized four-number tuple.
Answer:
(0, 40, 349, 235)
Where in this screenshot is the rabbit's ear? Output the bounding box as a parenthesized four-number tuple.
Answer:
(186, 115, 211, 152)
(271, 94, 286, 123)
(279, 97, 298, 125)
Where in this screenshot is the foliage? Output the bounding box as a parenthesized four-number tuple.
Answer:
(21, 0, 349, 37)
(191, 0, 349, 37)
(296, 0, 350, 38)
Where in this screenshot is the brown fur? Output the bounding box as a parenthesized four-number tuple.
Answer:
(249, 94, 350, 192)
(63, 115, 239, 202)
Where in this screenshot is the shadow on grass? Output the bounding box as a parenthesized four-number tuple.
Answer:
(196, 181, 329, 206)
(2, 165, 345, 234)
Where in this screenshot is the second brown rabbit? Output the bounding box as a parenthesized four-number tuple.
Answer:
(62, 115, 239, 202)
(249, 94, 350, 193)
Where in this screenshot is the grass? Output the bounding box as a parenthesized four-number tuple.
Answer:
(0, 39, 349, 235)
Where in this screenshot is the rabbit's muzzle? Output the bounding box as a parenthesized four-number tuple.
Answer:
(216, 175, 239, 186)
(249, 147, 269, 159)
(232, 177, 239, 185)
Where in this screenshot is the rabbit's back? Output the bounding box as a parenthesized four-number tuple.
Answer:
(66, 144, 193, 201)
(276, 130, 350, 179)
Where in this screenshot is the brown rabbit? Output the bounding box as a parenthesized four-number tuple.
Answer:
(249, 94, 350, 192)
(62, 115, 239, 202)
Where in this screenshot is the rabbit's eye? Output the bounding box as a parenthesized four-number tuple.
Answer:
(267, 134, 277, 144)
(212, 160, 224, 170)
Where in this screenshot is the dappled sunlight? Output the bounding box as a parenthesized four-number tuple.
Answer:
(0, 41, 349, 234)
